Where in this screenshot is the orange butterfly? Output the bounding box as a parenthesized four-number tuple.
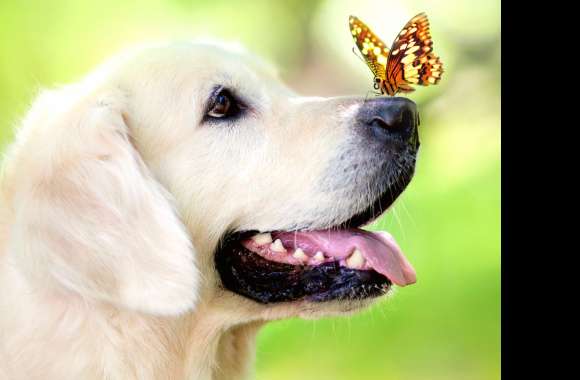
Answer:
(349, 13, 443, 96)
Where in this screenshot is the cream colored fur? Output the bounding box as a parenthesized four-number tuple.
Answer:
(0, 41, 379, 380)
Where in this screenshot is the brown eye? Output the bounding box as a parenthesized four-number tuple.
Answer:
(208, 92, 231, 118)
(205, 88, 245, 122)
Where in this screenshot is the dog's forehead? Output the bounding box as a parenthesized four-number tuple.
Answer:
(191, 43, 293, 100)
(110, 41, 290, 102)
(195, 41, 279, 79)
(191, 45, 280, 90)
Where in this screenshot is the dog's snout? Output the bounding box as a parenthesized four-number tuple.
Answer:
(359, 97, 418, 145)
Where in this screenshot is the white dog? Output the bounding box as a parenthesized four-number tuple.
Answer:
(0, 41, 419, 380)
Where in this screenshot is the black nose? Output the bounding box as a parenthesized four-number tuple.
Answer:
(359, 97, 419, 145)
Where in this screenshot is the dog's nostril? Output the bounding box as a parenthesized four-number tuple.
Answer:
(400, 109, 414, 129)
(370, 109, 412, 131)
(358, 97, 418, 144)
(369, 116, 391, 130)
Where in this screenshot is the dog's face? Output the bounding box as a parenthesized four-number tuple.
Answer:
(109, 42, 419, 318)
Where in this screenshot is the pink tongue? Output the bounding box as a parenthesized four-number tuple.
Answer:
(275, 229, 416, 286)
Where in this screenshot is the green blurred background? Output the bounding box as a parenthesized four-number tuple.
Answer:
(0, 0, 500, 379)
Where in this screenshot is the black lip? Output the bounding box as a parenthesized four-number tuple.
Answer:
(339, 161, 416, 229)
(214, 173, 414, 304)
(215, 237, 391, 303)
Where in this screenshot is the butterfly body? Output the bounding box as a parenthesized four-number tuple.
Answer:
(349, 13, 443, 96)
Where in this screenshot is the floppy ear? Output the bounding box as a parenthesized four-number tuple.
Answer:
(6, 88, 199, 315)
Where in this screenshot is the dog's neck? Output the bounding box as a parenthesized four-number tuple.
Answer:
(148, 225, 267, 380)
(170, 302, 265, 380)
(198, 320, 264, 380)
(100, 304, 264, 380)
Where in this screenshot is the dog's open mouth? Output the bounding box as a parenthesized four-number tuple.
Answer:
(215, 168, 417, 304)
(241, 229, 415, 285)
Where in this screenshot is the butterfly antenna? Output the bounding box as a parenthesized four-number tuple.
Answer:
(351, 46, 367, 64)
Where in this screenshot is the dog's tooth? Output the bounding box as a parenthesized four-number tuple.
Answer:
(312, 251, 325, 262)
(252, 233, 273, 245)
(346, 249, 365, 269)
(292, 248, 308, 262)
(271, 239, 286, 253)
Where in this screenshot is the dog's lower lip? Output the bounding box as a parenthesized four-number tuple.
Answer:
(215, 238, 392, 304)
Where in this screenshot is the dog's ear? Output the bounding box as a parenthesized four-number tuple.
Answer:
(5, 87, 200, 315)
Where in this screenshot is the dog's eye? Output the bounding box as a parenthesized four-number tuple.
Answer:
(206, 88, 244, 120)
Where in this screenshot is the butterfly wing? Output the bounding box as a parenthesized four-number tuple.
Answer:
(416, 52, 443, 85)
(384, 12, 444, 94)
(349, 15, 390, 82)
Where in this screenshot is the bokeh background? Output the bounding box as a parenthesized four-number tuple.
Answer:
(0, 0, 500, 379)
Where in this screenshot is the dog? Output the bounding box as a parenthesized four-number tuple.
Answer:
(0, 41, 420, 380)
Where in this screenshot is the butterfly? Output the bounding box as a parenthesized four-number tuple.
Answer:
(349, 13, 443, 96)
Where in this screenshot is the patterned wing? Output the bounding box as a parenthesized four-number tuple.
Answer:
(384, 12, 444, 94)
(349, 15, 390, 81)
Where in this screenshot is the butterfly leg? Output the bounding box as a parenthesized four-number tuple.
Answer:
(363, 90, 382, 103)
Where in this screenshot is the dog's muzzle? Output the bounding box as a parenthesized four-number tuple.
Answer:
(215, 96, 421, 304)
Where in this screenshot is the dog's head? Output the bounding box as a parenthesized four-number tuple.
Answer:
(3, 41, 419, 321)
(115, 42, 420, 318)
